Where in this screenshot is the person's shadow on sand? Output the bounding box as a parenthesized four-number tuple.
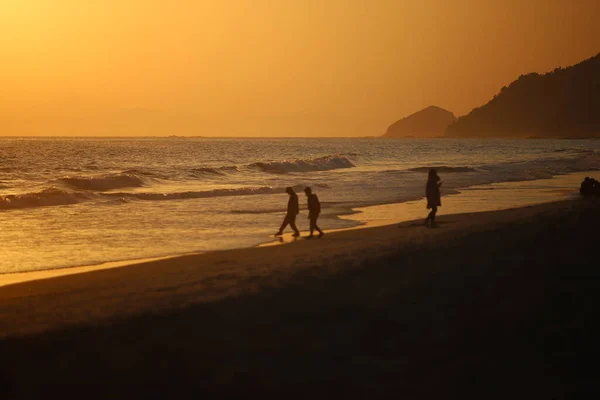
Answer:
(303, 235, 324, 239)
(401, 220, 453, 228)
(274, 236, 299, 244)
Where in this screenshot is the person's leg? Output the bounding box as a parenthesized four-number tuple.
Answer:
(430, 206, 438, 225)
(309, 214, 316, 237)
(315, 214, 324, 235)
(277, 215, 290, 234)
(289, 215, 300, 236)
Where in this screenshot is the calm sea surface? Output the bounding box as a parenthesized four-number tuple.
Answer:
(1, 137, 599, 273)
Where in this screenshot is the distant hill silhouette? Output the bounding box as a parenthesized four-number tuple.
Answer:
(382, 106, 456, 138)
(446, 53, 600, 138)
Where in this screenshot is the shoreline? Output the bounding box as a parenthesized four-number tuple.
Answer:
(1, 195, 598, 397)
(0, 170, 591, 287)
(0, 195, 596, 338)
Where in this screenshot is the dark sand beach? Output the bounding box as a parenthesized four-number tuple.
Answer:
(1, 198, 599, 398)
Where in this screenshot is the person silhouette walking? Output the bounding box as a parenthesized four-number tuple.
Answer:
(304, 187, 324, 238)
(275, 187, 300, 237)
(425, 169, 442, 227)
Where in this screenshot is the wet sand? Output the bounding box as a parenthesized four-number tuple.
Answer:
(1, 196, 599, 398)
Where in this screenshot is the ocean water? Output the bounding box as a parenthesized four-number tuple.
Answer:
(1, 137, 599, 273)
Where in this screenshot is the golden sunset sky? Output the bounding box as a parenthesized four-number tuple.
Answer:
(1, 0, 599, 136)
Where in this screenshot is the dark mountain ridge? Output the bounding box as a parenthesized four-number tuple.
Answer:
(382, 106, 456, 138)
(446, 53, 600, 138)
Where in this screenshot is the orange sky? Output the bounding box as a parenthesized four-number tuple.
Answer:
(1, 0, 599, 136)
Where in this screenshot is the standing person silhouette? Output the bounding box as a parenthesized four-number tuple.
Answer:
(304, 187, 324, 238)
(425, 169, 442, 227)
(275, 187, 300, 237)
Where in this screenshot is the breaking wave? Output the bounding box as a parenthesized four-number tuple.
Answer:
(106, 186, 285, 201)
(408, 166, 478, 173)
(105, 183, 332, 202)
(480, 153, 599, 174)
(0, 188, 90, 210)
(121, 169, 168, 179)
(1, 182, 334, 210)
(59, 173, 146, 191)
(551, 148, 595, 154)
(190, 166, 239, 177)
(250, 154, 355, 173)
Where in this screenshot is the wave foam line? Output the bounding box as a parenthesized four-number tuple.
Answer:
(250, 154, 355, 173)
(59, 173, 146, 191)
(0, 189, 90, 210)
